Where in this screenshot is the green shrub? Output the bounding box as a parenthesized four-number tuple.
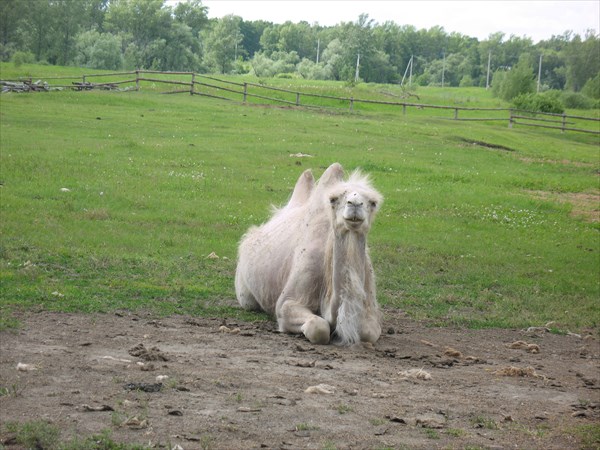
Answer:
(581, 73, 600, 99)
(459, 75, 474, 87)
(561, 90, 596, 109)
(12, 51, 35, 68)
(512, 92, 565, 114)
(492, 57, 535, 101)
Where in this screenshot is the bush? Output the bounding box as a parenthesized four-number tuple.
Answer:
(581, 74, 600, 100)
(560, 91, 596, 109)
(459, 75, 474, 87)
(12, 51, 35, 67)
(512, 92, 565, 114)
(492, 57, 535, 101)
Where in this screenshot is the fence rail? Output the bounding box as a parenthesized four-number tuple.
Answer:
(3, 70, 599, 135)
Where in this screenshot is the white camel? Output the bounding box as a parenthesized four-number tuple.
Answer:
(235, 163, 383, 345)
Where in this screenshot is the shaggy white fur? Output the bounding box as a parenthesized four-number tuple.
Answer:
(235, 163, 383, 345)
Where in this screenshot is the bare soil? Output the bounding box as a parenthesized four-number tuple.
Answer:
(1, 310, 599, 449)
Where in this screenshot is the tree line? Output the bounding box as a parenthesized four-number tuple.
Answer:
(1, 0, 598, 103)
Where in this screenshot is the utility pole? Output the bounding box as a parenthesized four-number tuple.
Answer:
(354, 53, 360, 83)
(401, 55, 414, 87)
(316, 39, 320, 64)
(441, 52, 446, 88)
(486, 52, 491, 89)
(537, 54, 543, 93)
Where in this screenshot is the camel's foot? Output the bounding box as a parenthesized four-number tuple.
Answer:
(360, 318, 381, 344)
(301, 317, 331, 345)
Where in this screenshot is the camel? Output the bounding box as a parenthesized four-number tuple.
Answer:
(235, 163, 383, 345)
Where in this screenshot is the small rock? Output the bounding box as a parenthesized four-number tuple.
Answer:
(305, 384, 336, 395)
(16, 363, 37, 372)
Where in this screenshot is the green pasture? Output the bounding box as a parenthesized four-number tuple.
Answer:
(1, 64, 599, 331)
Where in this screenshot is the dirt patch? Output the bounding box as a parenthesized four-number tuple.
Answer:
(458, 138, 516, 152)
(527, 190, 600, 223)
(1, 310, 599, 449)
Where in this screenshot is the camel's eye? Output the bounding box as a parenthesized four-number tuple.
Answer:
(330, 196, 338, 205)
(369, 201, 377, 208)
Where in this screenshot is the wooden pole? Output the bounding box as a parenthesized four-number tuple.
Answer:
(190, 73, 195, 95)
(243, 83, 247, 103)
(441, 52, 445, 88)
(486, 52, 491, 90)
(135, 70, 140, 91)
(537, 54, 543, 93)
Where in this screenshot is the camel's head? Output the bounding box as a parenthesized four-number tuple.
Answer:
(327, 170, 383, 234)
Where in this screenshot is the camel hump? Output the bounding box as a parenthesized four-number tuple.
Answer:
(317, 163, 344, 189)
(287, 169, 315, 208)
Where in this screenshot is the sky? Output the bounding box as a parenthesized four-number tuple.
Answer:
(193, 0, 600, 43)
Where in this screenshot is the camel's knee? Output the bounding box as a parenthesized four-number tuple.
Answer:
(301, 316, 331, 345)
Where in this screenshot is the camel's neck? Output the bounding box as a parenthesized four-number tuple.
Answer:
(332, 231, 367, 285)
(323, 229, 368, 328)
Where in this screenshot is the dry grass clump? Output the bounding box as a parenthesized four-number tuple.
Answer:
(507, 340, 540, 353)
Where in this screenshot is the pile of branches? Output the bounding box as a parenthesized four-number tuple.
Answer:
(1, 79, 52, 93)
(71, 81, 119, 91)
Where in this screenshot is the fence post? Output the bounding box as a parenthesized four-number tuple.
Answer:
(135, 70, 140, 91)
(190, 73, 195, 95)
(454, 108, 458, 120)
(402, 104, 406, 115)
(296, 92, 300, 106)
(508, 109, 513, 129)
(349, 97, 354, 111)
(561, 114, 566, 133)
(243, 83, 248, 103)
(82, 75, 86, 84)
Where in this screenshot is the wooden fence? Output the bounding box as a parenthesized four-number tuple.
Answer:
(3, 70, 599, 135)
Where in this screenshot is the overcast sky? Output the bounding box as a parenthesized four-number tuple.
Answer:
(192, 0, 599, 43)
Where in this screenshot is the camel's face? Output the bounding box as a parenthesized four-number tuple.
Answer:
(329, 188, 380, 233)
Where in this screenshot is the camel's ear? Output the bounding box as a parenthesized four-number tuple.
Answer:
(318, 163, 344, 188)
(288, 169, 314, 207)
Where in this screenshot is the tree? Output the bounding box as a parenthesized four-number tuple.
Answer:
(335, 14, 378, 82)
(203, 15, 244, 73)
(320, 38, 344, 80)
(0, 0, 25, 61)
(173, 0, 208, 37)
(564, 31, 600, 91)
(51, 0, 87, 66)
(162, 21, 201, 71)
(22, 0, 55, 62)
(492, 55, 535, 101)
(105, 0, 171, 51)
(240, 20, 271, 58)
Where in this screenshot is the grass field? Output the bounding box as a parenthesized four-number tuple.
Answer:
(1, 64, 599, 332)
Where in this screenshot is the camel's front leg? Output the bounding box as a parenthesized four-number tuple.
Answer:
(276, 299, 331, 345)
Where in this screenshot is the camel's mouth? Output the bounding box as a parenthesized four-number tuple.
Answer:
(344, 216, 365, 227)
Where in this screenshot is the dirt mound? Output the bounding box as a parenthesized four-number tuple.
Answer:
(1, 310, 598, 449)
